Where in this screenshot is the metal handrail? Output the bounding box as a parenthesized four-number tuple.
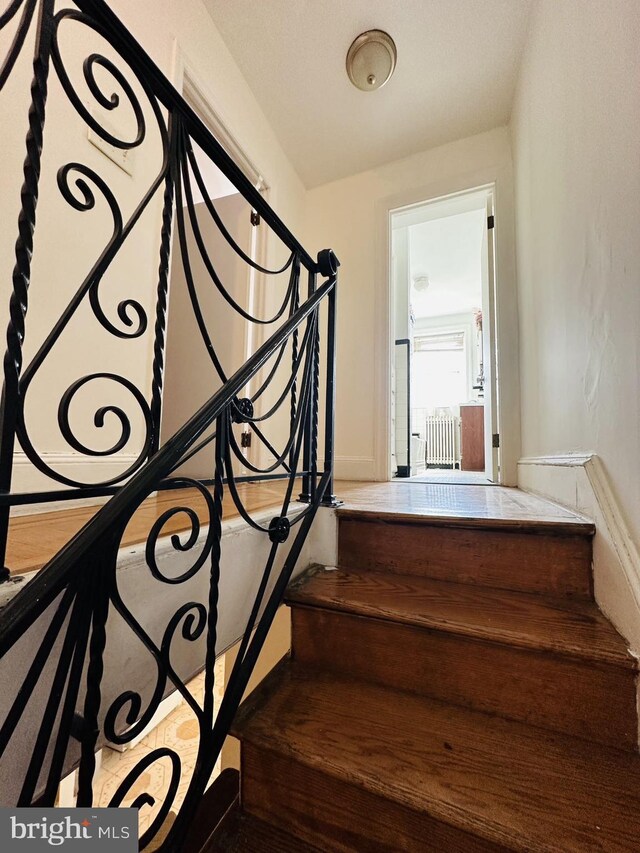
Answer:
(73, 0, 316, 272)
(0, 0, 331, 527)
(0, 2, 340, 847)
(0, 275, 336, 651)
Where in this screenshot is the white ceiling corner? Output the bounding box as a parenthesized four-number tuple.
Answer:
(204, 0, 533, 188)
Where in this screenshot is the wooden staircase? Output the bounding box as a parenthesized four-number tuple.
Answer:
(200, 489, 640, 852)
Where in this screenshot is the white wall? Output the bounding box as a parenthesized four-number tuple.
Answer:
(305, 127, 519, 482)
(0, 0, 306, 493)
(511, 0, 640, 544)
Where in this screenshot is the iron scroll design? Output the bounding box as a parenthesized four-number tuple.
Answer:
(0, 0, 170, 505)
(0, 0, 317, 506)
(0, 274, 338, 847)
(0, 0, 326, 561)
(0, 1, 340, 850)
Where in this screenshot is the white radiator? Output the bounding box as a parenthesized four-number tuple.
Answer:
(424, 415, 459, 467)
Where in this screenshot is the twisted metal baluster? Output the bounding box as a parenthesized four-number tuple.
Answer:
(299, 269, 316, 503)
(0, 0, 37, 90)
(0, 0, 54, 572)
(149, 115, 178, 455)
(288, 258, 300, 471)
(311, 302, 320, 502)
(203, 412, 225, 725)
(76, 538, 117, 807)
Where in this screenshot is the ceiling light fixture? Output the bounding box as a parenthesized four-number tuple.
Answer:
(346, 30, 397, 92)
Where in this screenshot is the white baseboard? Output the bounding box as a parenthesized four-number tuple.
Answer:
(11, 451, 139, 510)
(10, 494, 112, 518)
(518, 453, 640, 655)
(334, 455, 376, 481)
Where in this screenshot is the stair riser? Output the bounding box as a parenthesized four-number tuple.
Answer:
(338, 518, 593, 598)
(292, 606, 638, 751)
(242, 743, 510, 853)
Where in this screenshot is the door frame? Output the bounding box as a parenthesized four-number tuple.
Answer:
(169, 41, 272, 472)
(172, 41, 271, 354)
(374, 167, 521, 485)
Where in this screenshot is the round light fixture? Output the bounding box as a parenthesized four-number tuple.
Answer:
(346, 30, 397, 92)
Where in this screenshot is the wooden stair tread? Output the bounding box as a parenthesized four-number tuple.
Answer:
(336, 483, 594, 535)
(335, 482, 595, 532)
(205, 810, 324, 852)
(233, 664, 640, 853)
(286, 566, 635, 668)
(337, 507, 595, 535)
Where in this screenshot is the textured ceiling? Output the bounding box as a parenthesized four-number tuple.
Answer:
(204, 0, 533, 187)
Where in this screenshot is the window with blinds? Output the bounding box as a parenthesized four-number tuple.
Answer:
(414, 331, 465, 352)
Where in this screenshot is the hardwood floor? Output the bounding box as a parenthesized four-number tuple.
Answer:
(5, 480, 299, 576)
(5, 479, 591, 576)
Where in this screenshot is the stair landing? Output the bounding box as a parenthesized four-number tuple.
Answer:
(336, 480, 594, 532)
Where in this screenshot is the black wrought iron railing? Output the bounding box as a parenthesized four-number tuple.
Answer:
(0, 1, 338, 849)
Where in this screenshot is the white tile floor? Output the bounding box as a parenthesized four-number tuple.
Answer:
(62, 659, 226, 844)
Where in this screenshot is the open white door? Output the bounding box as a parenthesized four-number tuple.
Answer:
(389, 185, 501, 484)
(481, 192, 499, 482)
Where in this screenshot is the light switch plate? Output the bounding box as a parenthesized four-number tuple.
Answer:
(87, 108, 136, 176)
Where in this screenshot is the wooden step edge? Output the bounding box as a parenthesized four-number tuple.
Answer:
(205, 809, 328, 853)
(182, 768, 240, 853)
(337, 507, 595, 536)
(285, 570, 637, 671)
(234, 669, 640, 853)
(289, 597, 638, 673)
(232, 672, 541, 853)
(232, 653, 293, 738)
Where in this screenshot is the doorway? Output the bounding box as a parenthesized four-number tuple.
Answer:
(161, 71, 270, 479)
(390, 187, 499, 484)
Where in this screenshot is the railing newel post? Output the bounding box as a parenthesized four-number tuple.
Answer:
(317, 250, 341, 508)
(288, 256, 301, 473)
(298, 267, 317, 504)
